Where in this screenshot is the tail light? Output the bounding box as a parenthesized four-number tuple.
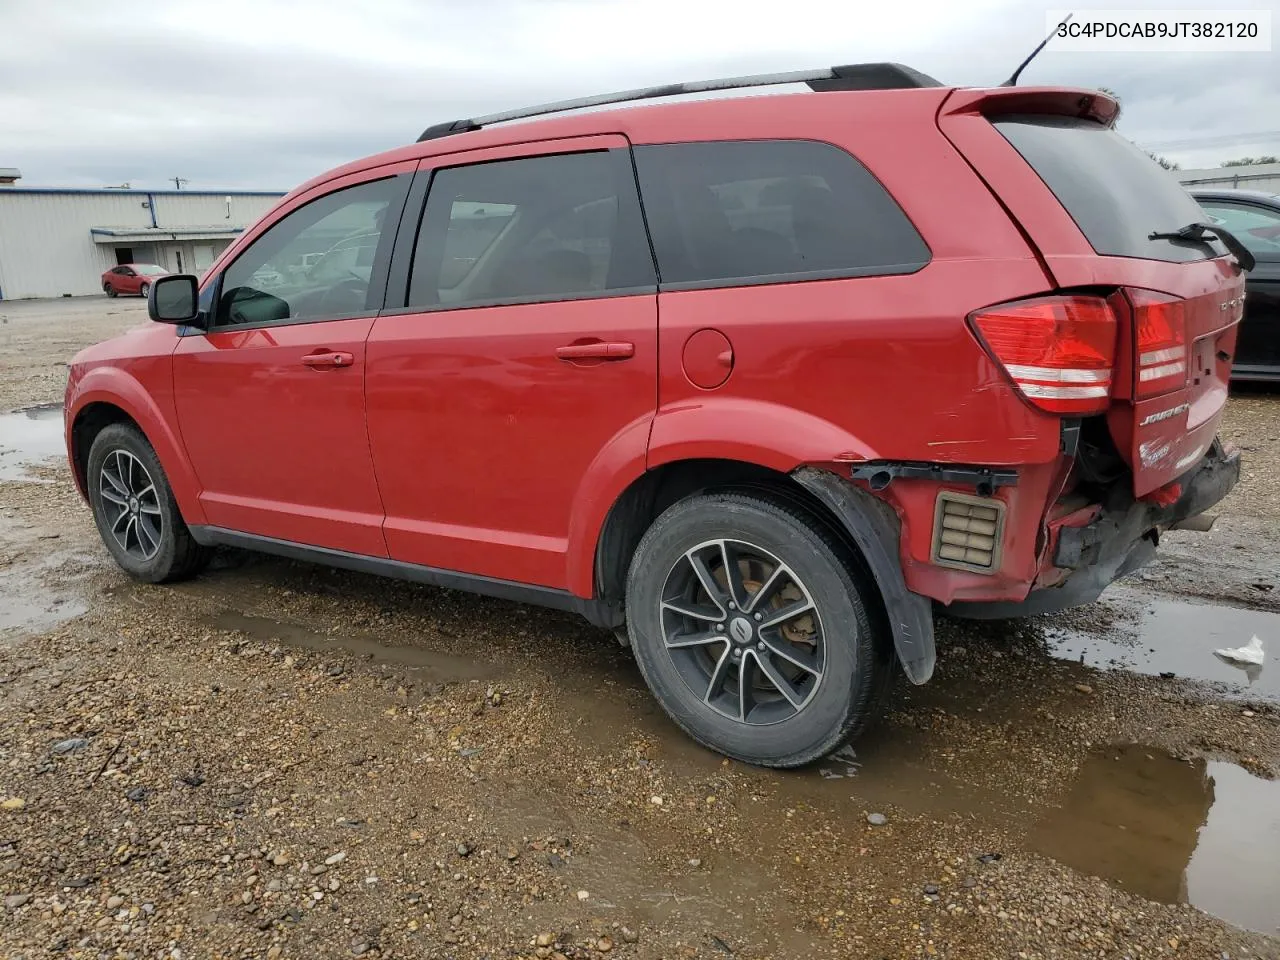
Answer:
(969, 295, 1117, 415)
(1129, 289, 1188, 398)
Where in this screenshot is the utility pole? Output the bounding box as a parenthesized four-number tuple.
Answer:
(171, 177, 189, 190)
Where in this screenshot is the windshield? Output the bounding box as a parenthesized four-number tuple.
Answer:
(994, 116, 1226, 263)
(134, 264, 168, 276)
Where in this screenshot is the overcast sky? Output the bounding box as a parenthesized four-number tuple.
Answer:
(2, 0, 1277, 190)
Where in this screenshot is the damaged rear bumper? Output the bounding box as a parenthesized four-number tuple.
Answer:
(947, 442, 1241, 619)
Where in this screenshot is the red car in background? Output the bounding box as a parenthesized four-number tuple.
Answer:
(102, 263, 169, 298)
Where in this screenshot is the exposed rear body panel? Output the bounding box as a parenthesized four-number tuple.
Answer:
(939, 88, 1246, 497)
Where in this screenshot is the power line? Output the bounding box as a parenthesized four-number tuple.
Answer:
(1139, 130, 1280, 151)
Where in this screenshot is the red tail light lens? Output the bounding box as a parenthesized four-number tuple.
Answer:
(1129, 289, 1187, 398)
(969, 295, 1117, 414)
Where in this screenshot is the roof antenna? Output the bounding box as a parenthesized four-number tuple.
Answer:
(1002, 12, 1073, 86)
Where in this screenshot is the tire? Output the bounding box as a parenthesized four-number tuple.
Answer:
(104, 283, 117, 298)
(86, 423, 208, 583)
(626, 492, 889, 768)
(139, 282, 150, 299)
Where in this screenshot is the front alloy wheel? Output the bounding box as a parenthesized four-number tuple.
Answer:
(97, 448, 163, 561)
(86, 423, 208, 583)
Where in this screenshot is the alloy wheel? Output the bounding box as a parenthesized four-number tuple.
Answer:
(659, 538, 826, 725)
(98, 449, 163, 561)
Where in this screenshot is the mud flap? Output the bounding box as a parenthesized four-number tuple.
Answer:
(793, 467, 936, 685)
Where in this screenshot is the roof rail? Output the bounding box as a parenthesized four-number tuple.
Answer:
(416, 62, 941, 142)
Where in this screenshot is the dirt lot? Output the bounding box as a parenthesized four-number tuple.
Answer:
(2, 296, 1279, 960)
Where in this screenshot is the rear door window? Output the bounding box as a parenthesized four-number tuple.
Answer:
(632, 140, 929, 288)
(994, 116, 1226, 263)
(407, 150, 655, 309)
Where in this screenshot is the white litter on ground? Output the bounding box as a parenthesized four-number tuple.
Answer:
(1213, 635, 1265, 666)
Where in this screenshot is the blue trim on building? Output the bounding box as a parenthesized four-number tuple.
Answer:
(89, 227, 245, 238)
(0, 187, 285, 197)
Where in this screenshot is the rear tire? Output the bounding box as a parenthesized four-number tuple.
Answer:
(87, 423, 208, 583)
(625, 492, 888, 768)
(104, 283, 117, 298)
(139, 282, 150, 299)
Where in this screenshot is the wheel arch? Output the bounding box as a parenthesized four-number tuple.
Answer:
(589, 458, 935, 684)
(567, 399, 881, 603)
(67, 375, 206, 526)
(70, 401, 138, 498)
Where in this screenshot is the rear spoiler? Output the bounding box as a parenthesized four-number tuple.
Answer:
(939, 87, 1121, 127)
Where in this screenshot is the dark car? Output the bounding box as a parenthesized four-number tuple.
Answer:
(64, 65, 1244, 768)
(1191, 189, 1280, 381)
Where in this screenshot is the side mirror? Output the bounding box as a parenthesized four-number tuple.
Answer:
(148, 274, 200, 325)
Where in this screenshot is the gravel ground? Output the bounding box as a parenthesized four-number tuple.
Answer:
(2, 297, 1279, 959)
(0, 297, 147, 413)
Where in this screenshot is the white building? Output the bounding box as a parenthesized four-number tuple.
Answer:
(0, 171, 283, 300)
(1175, 162, 1280, 195)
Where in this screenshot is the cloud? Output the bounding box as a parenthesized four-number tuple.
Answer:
(2, 0, 1276, 187)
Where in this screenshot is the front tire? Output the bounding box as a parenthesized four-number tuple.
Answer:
(625, 492, 888, 768)
(87, 424, 208, 583)
(139, 282, 150, 299)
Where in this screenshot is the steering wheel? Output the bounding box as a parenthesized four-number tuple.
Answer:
(315, 274, 369, 315)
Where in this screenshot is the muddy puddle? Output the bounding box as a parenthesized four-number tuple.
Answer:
(207, 610, 502, 683)
(1032, 743, 1280, 934)
(565, 665, 1047, 824)
(0, 403, 64, 481)
(475, 790, 820, 956)
(1043, 587, 1278, 699)
(0, 514, 90, 637)
(0, 567, 87, 637)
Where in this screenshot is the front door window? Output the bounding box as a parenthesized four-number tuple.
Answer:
(216, 178, 399, 326)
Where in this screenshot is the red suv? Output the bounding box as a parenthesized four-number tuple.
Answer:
(64, 64, 1246, 767)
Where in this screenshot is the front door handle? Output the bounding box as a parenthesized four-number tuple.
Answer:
(301, 351, 354, 369)
(555, 341, 635, 362)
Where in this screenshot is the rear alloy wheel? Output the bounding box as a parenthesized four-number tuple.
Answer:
(661, 539, 825, 725)
(104, 283, 117, 298)
(87, 423, 208, 583)
(139, 282, 150, 299)
(626, 492, 889, 768)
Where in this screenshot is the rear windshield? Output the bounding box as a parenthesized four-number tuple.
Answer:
(994, 115, 1225, 263)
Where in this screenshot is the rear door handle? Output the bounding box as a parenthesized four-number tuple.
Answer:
(301, 351, 354, 369)
(555, 341, 635, 362)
